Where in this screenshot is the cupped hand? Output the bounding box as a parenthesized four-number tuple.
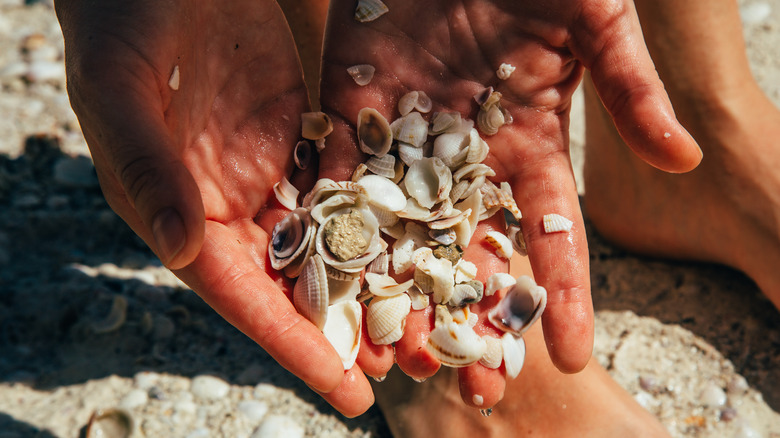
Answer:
(55, 0, 373, 416)
(319, 0, 701, 407)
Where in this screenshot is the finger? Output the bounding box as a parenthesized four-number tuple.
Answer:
(394, 307, 441, 379)
(458, 365, 506, 409)
(176, 220, 347, 394)
(310, 366, 375, 418)
(570, 0, 702, 172)
(356, 302, 396, 379)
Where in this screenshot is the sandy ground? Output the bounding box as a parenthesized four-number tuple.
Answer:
(1, 1, 780, 437)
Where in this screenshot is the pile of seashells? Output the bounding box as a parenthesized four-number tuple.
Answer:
(268, 81, 575, 381)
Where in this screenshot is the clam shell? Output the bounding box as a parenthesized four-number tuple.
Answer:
(454, 260, 477, 283)
(433, 131, 469, 168)
(465, 129, 490, 164)
(479, 335, 503, 369)
(496, 63, 516, 80)
(390, 112, 429, 147)
(315, 207, 383, 273)
(357, 174, 407, 212)
(328, 278, 361, 304)
(365, 272, 414, 297)
(310, 192, 359, 224)
(477, 104, 505, 136)
(301, 111, 333, 140)
(502, 333, 526, 378)
(270, 208, 315, 271)
(294, 140, 312, 170)
(347, 64, 376, 86)
(273, 176, 299, 211)
(366, 293, 412, 345)
(399, 90, 433, 115)
(357, 107, 393, 157)
(293, 254, 329, 330)
(365, 154, 396, 178)
(323, 300, 362, 369)
(485, 231, 514, 259)
(543, 213, 573, 233)
(426, 321, 487, 367)
(354, 0, 389, 22)
(485, 272, 516, 296)
(398, 142, 424, 166)
(413, 247, 454, 304)
(488, 275, 547, 336)
(404, 157, 452, 209)
(429, 111, 462, 135)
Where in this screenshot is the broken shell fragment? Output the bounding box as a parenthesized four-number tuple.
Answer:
(273, 176, 299, 211)
(496, 63, 516, 80)
(367, 293, 412, 345)
(357, 174, 407, 212)
(355, 0, 389, 22)
(479, 335, 503, 369)
(543, 213, 573, 233)
(294, 140, 312, 170)
(323, 300, 362, 369)
(347, 64, 376, 86)
(426, 321, 487, 367)
(301, 111, 333, 140)
(485, 272, 516, 296)
(488, 275, 547, 336)
(485, 230, 514, 259)
(365, 272, 414, 297)
(357, 107, 393, 157)
(502, 333, 526, 378)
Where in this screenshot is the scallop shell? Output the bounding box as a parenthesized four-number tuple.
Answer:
(357, 107, 393, 157)
(357, 174, 407, 212)
(273, 176, 299, 211)
(294, 140, 312, 170)
(477, 104, 505, 136)
(365, 154, 396, 178)
(480, 180, 522, 221)
(404, 157, 452, 209)
(485, 231, 514, 259)
(269, 208, 315, 271)
(390, 111, 429, 147)
(496, 63, 516, 80)
(426, 321, 487, 367)
(398, 91, 433, 115)
(543, 213, 573, 233)
(432, 131, 469, 168)
(365, 272, 414, 297)
(301, 111, 333, 140)
(323, 300, 362, 369)
(485, 272, 516, 296)
(429, 111, 462, 135)
(315, 207, 383, 273)
(465, 129, 490, 164)
(293, 254, 329, 330)
(354, 0, 389, 22)
(398, 142, 424, 166)
(488, 275, 547, 336)
(366, 293, 412, 345)
(502, 333, 526, 378)
(347, 64, 376, 86)
(479, 335, 503, 369)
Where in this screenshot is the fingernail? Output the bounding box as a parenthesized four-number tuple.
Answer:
(152, 207, 186, 266)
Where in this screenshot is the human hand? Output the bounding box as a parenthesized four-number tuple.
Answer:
(55, 0, 374, 416)
(319, 0, 702, 407)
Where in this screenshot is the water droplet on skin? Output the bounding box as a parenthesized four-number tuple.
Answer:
(412, 377, 427, 383)
(372, 375, 387, 383)
(480, 408, 493, 417)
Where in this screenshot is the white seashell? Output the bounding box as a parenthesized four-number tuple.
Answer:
(390, 112, 429, 147)
(426, 321, 487, 367)
(450, 307, 470, 324)
(449, 283, 481, 307)
(543, 213, 573, 233)
(434, 304, 453, 327)
(477, 104, 505, 136)
(354, 0, 389, 22)
(327, 278, 361, 304)
(488, 275, 547, 336)
(368, 203, 399, 228)
(496, 63, 516, 80)
(347, 64, 376, 86)
(407, 285, 429, 310)
(323, 300, 362, 369)
(301, 111, 333, 140)
(452, 190, 482, 247)
(453, 163, 495, 184)
(325, 264, 360, 281)
(502, 333, 526, 378)
(303, 178, 365, 209)
(397, 142, 425, 166)
(168, 65, 180, 90)
(433, 131, 469, 168)
(404, 157, 452, 209)
(480, 180, 522, 221)
(485, 231, 514, 259)
(380, 221, 406, 240)
(454, 260, 477, 283)
(413, 247, 454, 304)
(315, 207, 383, 273)
(357, 175, 407, 212)
(357, 107, 393, 157)
(398, 91, 432, 115)
(429, 111, 462, 135)
(506, 223, 527, 256)
(293, 254, 329, 329)
(365, 154, 396, 178)
(273, 176, 299, 211)
(365, 272, 414, 297)
(391, 156, 406, 184)
(366, 250, 390, 275)
(366, 293, 412, 345)
(429, 208, 470, 230)
(465, 129, 490, 164)
(310, 192, 359, 224)
(479, 335, 503, 369)
(485, 273, 516, 296)
(392, 222, 428, 274)
(429, 227, 456, 246)
(294, 140, 312, 170)
(85, 408, 134, 438)
(270, 208, 315, 271)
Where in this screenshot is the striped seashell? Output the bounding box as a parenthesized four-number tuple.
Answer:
(426, 321, 487, 367)
(429, 111, 462, 135)
(390, 111, 429, 147)
(433, 131, 469, 169)
(355, 0, 389, 22)
(479, 335, 503, 369)
(480, 180, 522, 221)
(485, 231, 514, 259)
(366, 293, 411, 345)
(465, 129, 490, 164)
(365, 155, 396, 178)
(366, 250, 390, 275)
(543, 213, 573, 233)
(398, 142, 425, 166)
(293, 254, 329, 330)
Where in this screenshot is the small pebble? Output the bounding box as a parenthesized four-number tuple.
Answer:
(120, 388, 149, 409)
(190, 375, 230, 400)
(148, 386, 166, 400)
(253, 383, 277, 399)
(238, 400, 270, 422)
(26, 60, 64, 82)
(740, 2, 772, 24)
(720, 406, 739, 422)
(639, 375, 660, 392)
(53, 155, 97, 188)
(251, 415, 304, 438)
(700, 382, 727, 408)
(185, 428, 210, 438)
(174, 399, 197, 416)
(727, 375, 749, 395)
(134, 371, 160, 390)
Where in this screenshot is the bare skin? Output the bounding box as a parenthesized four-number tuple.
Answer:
(584, 0, 780, 309)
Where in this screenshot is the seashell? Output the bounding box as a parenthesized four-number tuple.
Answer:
(398, 142, 425, 166)
(355, 0, 389, 22)
(465, 129, 490, 164)
(395, 198, 432, 222)
(429, 227, 456, 245)
(485, 230, 514, 259)
(294, 140, 312, 170)
(85, 408, 133, 438)
(347, 64, 376, 86)
(168, 65, 180, 91)
(91, 295, 128, 334)
(479, 205, 501, 221)
(365, 154, 396, 178)
(404, 157, 452, 208)
(357, 107, 393, 157)
(315, 207, 383, 273)
(293, 254, 329, 330)
(450, 306, 471, 324)
(413, 247, 454, 304)
(310, 192, 359, 224)
(496, 63, 516, 80)
(398, 91, 433, 115)
(449, 180, 470, 203)
(323, 300, 362, 369)
(407, 284, 429, 310)
(502, 333, 526, 378)
(270, 208, 315, 271)
(485, 272, 516, 296)
(328, 278, 361, 304)
(473, 87, 494, 107)
(429, 111, 462, 135)
(303, 178, 365, 209)
(357, 174, 407, 212)
(452, 190, 482, 247)
(426, 321, 487, 367)
(488, 275, 547, 336)
(368, 203, 399, 227)
(479, 335, 503, 369)
(480, 180, 522, 221)
(366, 293, 412, 345)
(433, 131, 469, 168)
(390, 112, 429, 147)
(429, 208, 470, 230)
(477, 104, 505, 136)
(414, 267, 434, 295)
(506, 223, 527, 256)
(453, 163, 495, 184)
(543, 213, 573, 233)
(273, 176, 299, 211)
(454, 260, 478, 283)
(392, 156, 406, 184)
(449, 282, 482, 307)
(301, 111, 333, 140)
(380, 221, 406, 240)
(282, 226, 317, 278)
(365, 272, 414, 297)
(325, 264, 360, 281)
(434, 304, 453, 327)
(351, 163, 369, 182)
(392, 222, 428, 274)
(366, 250, 390, 275)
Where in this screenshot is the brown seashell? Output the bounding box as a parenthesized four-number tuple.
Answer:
(357, 107, 393, 157)
(301, 112, 333, 140)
